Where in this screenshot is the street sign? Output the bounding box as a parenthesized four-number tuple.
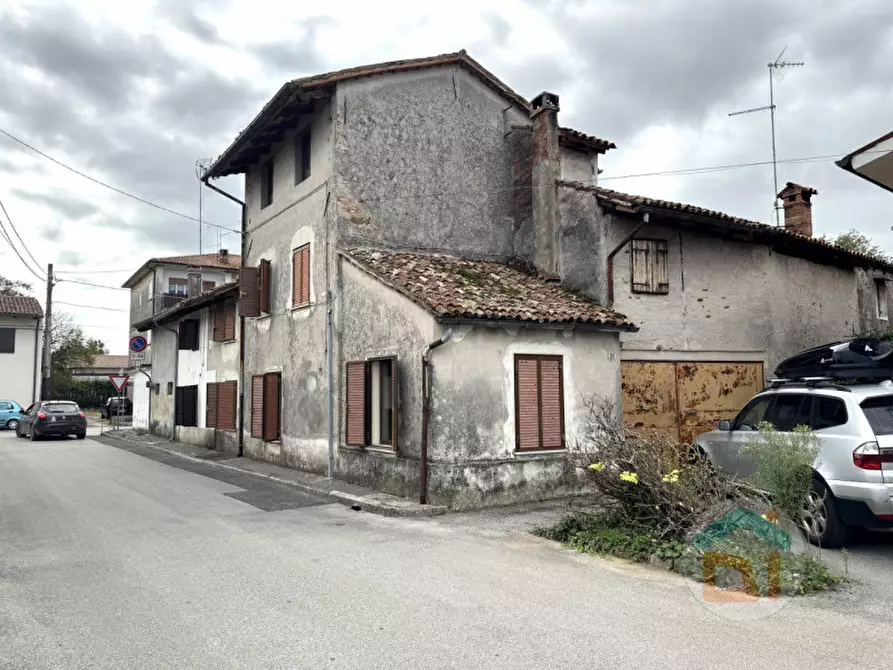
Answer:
(130, 336, 148, 353)
(109, 375, 129, 393)
(130, 352, 146, 362)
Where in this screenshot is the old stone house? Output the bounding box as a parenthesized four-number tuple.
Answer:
(203, 50, 892, 506)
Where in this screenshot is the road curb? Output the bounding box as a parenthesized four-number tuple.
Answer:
(99, 432, 447, 518)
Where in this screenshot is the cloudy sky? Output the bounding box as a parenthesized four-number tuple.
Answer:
(1, 0, 892, 353)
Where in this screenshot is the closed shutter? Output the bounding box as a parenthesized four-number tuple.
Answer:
(391, 359, 399, 452)
(223, 303, 236, 341)
(241, 266, 260, 317)
(251, 375, 264, 437)
(263, 373, 280, 441)
(218, 381, 237, 431)
(631, 239, 651, 293)
(206, 382, 219, 428)
(653, 240, 669, 293)
(176, 385, 198, 427)
(259, 259, 271, 314)
(631, 239, 669, 294)
(174, 386, 185, 426)
(515, 357, 540, 450)
(213, 306, 225, 342)
(300, 246, 310, 305)
(539, 357, 564, 448)
(293, 247, 303, 306)
(345, 361, 366, 446)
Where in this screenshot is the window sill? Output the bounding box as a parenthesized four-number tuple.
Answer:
(290, 303, 311, 312)
(513, 449, 567, 459)
(339, 444, 397, 458)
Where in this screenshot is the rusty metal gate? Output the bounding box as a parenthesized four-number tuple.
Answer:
(621, 361, 764, 444)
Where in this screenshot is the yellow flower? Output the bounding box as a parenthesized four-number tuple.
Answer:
(662, 470, 680, 483)
(589, 462, 607, 472)
(619, 471, 639, 484)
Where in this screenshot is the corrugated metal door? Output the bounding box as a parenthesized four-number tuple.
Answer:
(621, 361, 764, 444)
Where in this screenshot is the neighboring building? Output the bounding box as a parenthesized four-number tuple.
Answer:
(123, 251, 241, 429)
(201, 49, 892, 507)
(133, 282, 240, 453)
(70, 354, 130, 381)
(0, 296, 43, 406)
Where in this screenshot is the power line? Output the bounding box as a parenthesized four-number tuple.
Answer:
(57, 278, 129, 291)
(0, 196, 43, 274)
(0, 127, 241, 235)
(55, 268, 134, 275)
(55, 301, 127, 313)
(0, 198, 46, 282)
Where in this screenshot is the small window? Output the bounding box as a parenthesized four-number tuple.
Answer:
(261, 159, 274, 209)
(631, 239, 669, 294)
(732, 396, 772, 431)
(168, 278, 188, 297)
(766, 394, 813, 432)
(166, 382, 173, 395)
(202, 280, 216, 293)
(212, 303, 237, 342)
(877, 279, 888, 320)
(154, 383, 160, 395)
(514, 355, 565, 451)
(178, 319, 200, 350)
(370, 359, 394, 447)
(292, 244, 310, 307)
(0, 328, 15, 354)
(345, 358, 399, 450)
(295, 130, 311, 184)
(814, 396, 848, 430)
(175, 385, 198, 427)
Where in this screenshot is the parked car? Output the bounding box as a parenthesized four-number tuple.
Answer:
(0, 400, 24, 430)
(16, 401, 87, 441)
(694, 380, 893, 548)
(100, 397, 132, 419)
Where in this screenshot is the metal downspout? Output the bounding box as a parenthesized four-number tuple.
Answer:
(420, 329, 453, 505)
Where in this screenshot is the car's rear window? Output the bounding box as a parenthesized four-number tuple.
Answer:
(46, 403, 80, 413)
(860, 395, 893, 435)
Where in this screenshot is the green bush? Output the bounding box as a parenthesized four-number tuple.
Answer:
(51, 379, 115, 408)
(534, 513, 659, 562)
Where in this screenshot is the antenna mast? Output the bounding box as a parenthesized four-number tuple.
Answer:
(729, 47, 804, 226)
(194, 159, 213, 253)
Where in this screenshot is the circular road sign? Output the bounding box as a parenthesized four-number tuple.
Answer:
(130, 335, 148, 353)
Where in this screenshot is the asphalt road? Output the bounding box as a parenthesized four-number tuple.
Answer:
(2, 430, 893, 669)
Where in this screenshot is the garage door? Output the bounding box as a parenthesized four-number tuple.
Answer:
(621, 361, 764, 444)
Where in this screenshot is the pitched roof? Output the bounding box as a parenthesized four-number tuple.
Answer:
(122, 252, 241, 288)
(0, 296, 43, 317)
(73, 355, 129, 371)
(344, 249, 635, 329)
(559, 127, 616, 154)
(561, 181, 893, 272)
(133, 282, 239, 331)
(206, 50, 530, 178)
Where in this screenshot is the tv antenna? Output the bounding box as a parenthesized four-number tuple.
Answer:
(729, 47, 804, 226)
(195, 159, 213, 253)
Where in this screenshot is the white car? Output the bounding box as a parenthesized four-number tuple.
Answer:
(694, 380, 893, 547)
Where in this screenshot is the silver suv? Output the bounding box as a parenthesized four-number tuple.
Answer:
(694, 380, 893, 547)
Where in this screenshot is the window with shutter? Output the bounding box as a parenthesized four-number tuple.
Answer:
(514, 355, 565, 451)
(202, 280, 216, 293)
(223, 303, 236, 341)
(241, 267, 260, 317)
(206, 382, 219, 428)
(178, 319, 200, 350)
(175, 385, 198, 427)
(251, 375, 264, 438)
(259, 259, 271, 314)
(630, 239, 669, 294)
(218, 381, 237, 431)
(292, 245, 310, 307)
(263, 373, 281, 441)
(213, 306, 225, 342)
(345, 361, 366, 446)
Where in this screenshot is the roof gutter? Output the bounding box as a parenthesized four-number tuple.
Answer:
(836, 154, 893, 196)
(607, 212, 650, 307)
(202, 176, 247, 457)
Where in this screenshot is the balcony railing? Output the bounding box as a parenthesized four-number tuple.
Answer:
(160, 293, 187, 310)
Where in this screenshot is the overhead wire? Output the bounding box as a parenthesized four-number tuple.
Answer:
(57, 278, 130, 291)
(0, 196, 43, 275)
(55, 301, 127, 313)
(0, 197, 46, 282)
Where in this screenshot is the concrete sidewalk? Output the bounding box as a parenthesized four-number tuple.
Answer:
(95, 429, 447, 518)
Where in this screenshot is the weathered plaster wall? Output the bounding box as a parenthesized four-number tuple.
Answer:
(333, 66, 529, 259)
(132, 371, 150, 429)
(0, 315, 41, 405)
(241, 97, 334, 470)
(560, 147, 597, 184)
(149, 326, 176, 438)
(428, 326, 620, 508)
(557, 185, 611, 304)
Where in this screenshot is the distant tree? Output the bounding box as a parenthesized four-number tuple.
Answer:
(51, 313, 106, 383)
(821, 229, 890, 262)
(0, 274, 33, 296)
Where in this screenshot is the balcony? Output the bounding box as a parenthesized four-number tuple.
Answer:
(160, 293, 187, 310)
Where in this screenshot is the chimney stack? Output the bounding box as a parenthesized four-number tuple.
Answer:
(218, 248, 229, 264)
(777, 182, 818, 237)
(187, 269, 202, 298)
(530, 91, 561, 280)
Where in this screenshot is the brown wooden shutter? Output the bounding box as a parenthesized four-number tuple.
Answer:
(223, 303, 236, 341)
(391, 358, 398, 452)
(213, 306, 225, 342)
(241, 267, 260, 317)
(345, 361, 366, 446)
(539, 357, 565, 449)
(631, 240, 669, 294)
(631, 239, 651, 293)
(653, 240, 669, 294)
(292, 248, 302, 306)
(263, 373, 280, 441)
(251, 375, 264, 437)
(515, 357, 541, 450)
(218, 381, 237, 431)
(259, 259, 271, 314)
(300, 246, 310, 305)
(203, 280, 216, 293)
(206, 382, 219, 428)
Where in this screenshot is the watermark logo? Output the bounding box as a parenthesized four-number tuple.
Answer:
(686, 507, 795, 620)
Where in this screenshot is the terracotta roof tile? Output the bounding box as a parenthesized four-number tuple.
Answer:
(122, 252, 241, 288)
(83, 355, 129, 370)
(0, 296, 42, 317)
(559, 127, 616, 153)
(345, 250, 634, 329)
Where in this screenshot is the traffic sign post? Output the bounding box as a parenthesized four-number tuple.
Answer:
(109, 375, 129, 432)
(129, 336, 148, 353)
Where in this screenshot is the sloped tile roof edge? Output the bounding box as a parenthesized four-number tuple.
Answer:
(121, 253, 242, 289)
(560, 180, 893, 273)
(0, 296, 43, 317)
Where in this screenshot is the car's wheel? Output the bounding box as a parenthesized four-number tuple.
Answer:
(29, 429, 39, 442)
(6, 418, 19, 431)
(76, 432, 86, 440)
(15, 425, 24, 438)
(802, 478, 849, 548)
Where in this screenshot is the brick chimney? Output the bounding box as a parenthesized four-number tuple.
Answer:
(777, 182, 818, 237)
(218, 248, 229, 264)
(530, 92, 561, 280)
(187, 269, 202, 298)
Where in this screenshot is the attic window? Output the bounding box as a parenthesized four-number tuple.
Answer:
(261, 159, 274, 209)
(631, 239, 669, 295)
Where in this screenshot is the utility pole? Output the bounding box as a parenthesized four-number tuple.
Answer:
(41, 263, 54, 400)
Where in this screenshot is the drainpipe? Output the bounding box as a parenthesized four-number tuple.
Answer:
(607, 212, 650, 307)
(31, 316, 41, 403)
(420, 329, 453, 505)
(202, 177, 246, 457)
